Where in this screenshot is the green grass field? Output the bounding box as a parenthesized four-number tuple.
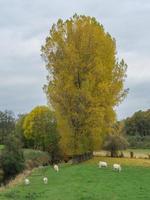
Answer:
(0, 157, 150, 200)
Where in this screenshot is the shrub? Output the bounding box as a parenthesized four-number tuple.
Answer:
(1, 136, 25, 181)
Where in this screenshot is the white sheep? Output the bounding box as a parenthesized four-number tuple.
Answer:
(99, 161, 108, 168)
(113, 164, 122, 172)
(24, 178, 30, 185)
(53, 164, 59, 172)
(43, 177, 48, 184)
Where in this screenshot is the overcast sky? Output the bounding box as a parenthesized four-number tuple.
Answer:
(0, 0, 150, 119)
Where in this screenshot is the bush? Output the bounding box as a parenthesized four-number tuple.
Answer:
(1, 136, 25, 181)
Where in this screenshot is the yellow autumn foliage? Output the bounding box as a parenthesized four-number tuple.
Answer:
(41, 14, 128, 155)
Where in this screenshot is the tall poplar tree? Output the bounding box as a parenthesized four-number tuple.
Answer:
(41, 14, 128, 155)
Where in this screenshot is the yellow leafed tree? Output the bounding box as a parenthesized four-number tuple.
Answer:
(23, 106, 59, 156)
(41, 14, 128, 155)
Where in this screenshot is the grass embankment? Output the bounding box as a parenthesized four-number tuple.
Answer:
(0, 147, 50, 168)
(0, 157, 150, 200)
(23, 149, 50, 169)
(0, 148, 50, 191)
(23, 149, 50, 161)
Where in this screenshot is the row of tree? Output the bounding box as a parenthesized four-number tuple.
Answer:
(123, 109, 150, 148)
(124, 110, 150, 136)
(2, 107, 149, 183)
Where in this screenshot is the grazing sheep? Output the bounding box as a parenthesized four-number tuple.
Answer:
(99, 161, 108, 168)
(54, 164, 59, 172)
(24, 178, 30, 185)
(113, 164, 121, 172)
(43, 177, 48, 184)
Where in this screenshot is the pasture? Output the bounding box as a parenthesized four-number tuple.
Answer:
(0, 157, 150, 200)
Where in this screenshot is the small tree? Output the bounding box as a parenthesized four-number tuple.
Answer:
(23, 106, 60, 162)
(103, 134, 128, 157)
(1, 135, 25, 181)
(15, 114, 34, 148)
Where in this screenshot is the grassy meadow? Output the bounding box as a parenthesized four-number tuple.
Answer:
(0, 156, 150, 200)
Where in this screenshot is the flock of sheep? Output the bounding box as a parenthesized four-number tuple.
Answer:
(24, 164, 59, 185)
(99, 161, 122, 172)
(24, 161, 122, 185)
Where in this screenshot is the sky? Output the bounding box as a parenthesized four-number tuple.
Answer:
(0, 0, 150, 120)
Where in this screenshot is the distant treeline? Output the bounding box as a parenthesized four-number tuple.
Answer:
(0, 110, 15, 144)
(1, 109, 150, 150)
(123, 109, 150, 148)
